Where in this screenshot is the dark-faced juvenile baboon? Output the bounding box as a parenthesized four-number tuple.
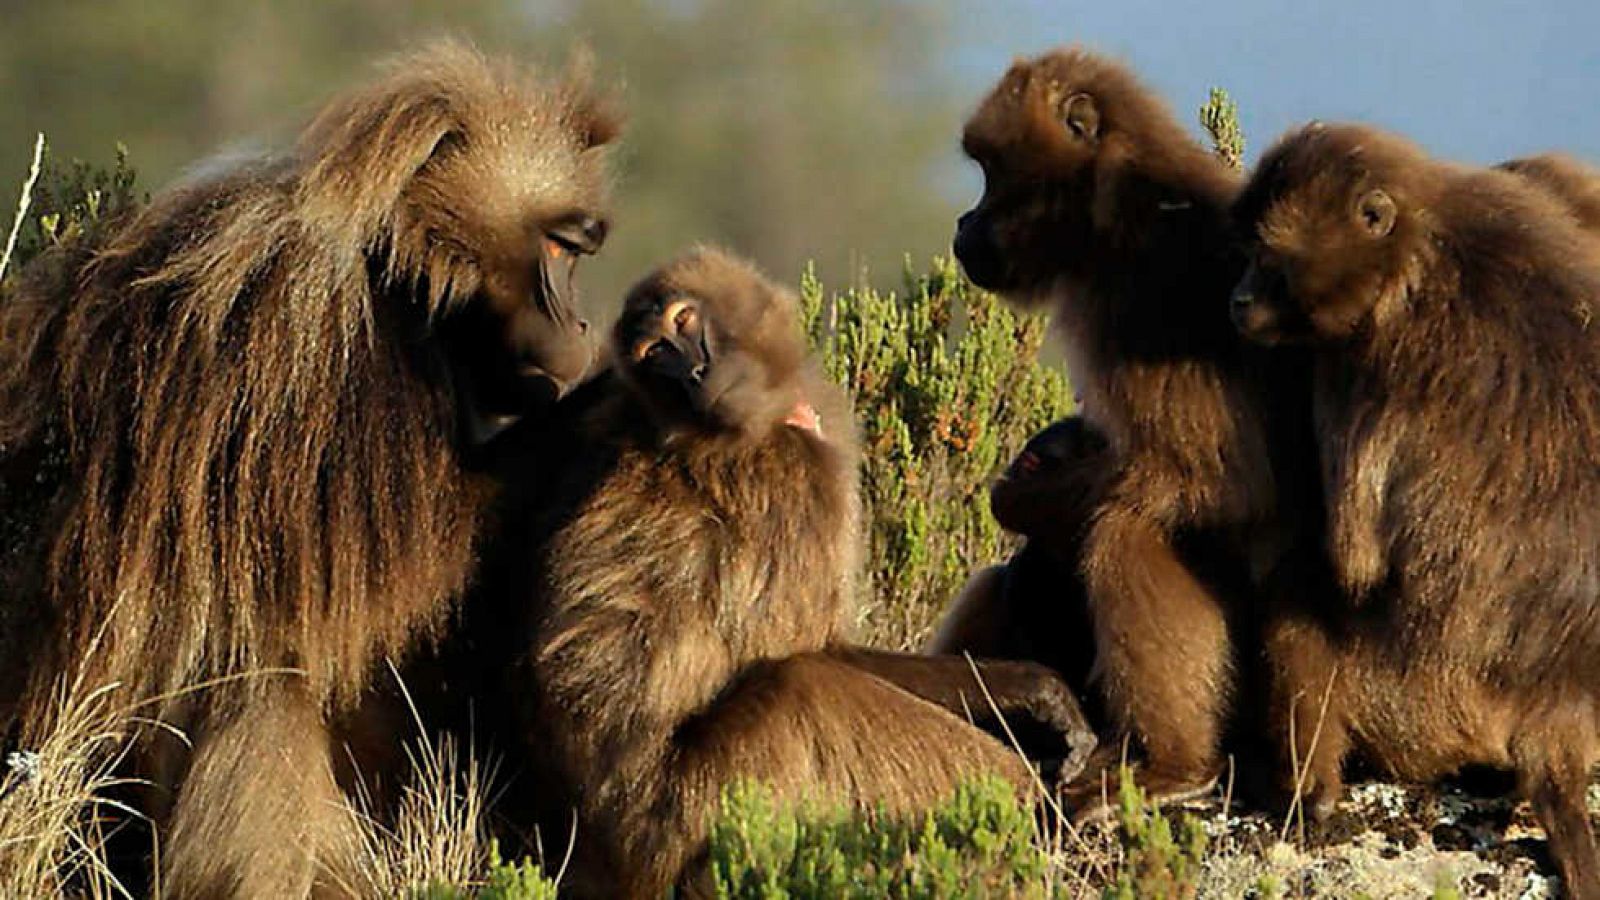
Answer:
(0, 42, 618, 897)
(955, 48, 1319, 813)
(928, 417, 1109, 711)
(516, 248, 1092, 897)
(1231, 122, 1600, 896)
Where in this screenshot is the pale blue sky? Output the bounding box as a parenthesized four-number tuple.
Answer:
(952, 0, 1600, 166)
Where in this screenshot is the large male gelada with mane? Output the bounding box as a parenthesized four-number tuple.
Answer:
(0, 42, 618, 897)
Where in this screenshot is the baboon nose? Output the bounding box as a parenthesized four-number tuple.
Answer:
(580, 217, 608, 248)
(1230, 288, 1254, 311)
(577, 319, 591, 335)
(957, 210, 975, 231)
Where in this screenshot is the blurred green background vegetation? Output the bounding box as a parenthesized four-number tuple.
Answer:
(0, 0, 983, 306)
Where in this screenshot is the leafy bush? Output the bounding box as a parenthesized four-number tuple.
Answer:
(801, 261, 1072, 648)
(708, 776, 1052, 899)
(0, 139, 140, 288)
(1102, 769, 1208, 900)
(413, 842, 560, 900)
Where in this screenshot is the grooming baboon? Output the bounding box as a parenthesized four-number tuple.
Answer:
(1231, 122, 1600, 896)
(927, 417, 1109, 713)
(514, 248, 1093, 897)
(0, 42, 618, 897)
(955, 47, 1319, 813)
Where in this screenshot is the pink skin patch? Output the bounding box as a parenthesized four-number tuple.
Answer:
(785, 400, 822, 435)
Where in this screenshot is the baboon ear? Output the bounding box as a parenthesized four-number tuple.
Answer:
(1061, 93, 1101, 142)
(573, 91, 624, 151)
(1355, 188, 1397, 237)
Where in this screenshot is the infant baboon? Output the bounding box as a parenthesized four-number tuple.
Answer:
(520, 249, 1093, 897)
(928, 417, 1109, 714)
(1232, 122, 1600, 896)
(956, 47, 1317, 813)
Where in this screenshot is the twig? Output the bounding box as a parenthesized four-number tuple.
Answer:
(0, 133, 45, 283)
(1279, 666, 1339, 845)
(960, 653, 1108, 887)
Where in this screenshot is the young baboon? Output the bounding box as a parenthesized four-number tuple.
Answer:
(955, 47, 1318, 812)
(516, 248, 1093, 897)
(1231, 122, 1600, 896)
(927, 417, 1109, 713)
(0, 42, 618, 897)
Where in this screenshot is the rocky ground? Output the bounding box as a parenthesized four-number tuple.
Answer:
(1176, 778, 1583, 898)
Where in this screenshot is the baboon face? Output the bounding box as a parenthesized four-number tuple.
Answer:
(436, 208, 609, 421)
(613, 251, 803, 436)
(999, 417, 1107, 486)
(608, 249, 796, 435)
(1230, 124, 1422, 345)
(956, 55, 1102, 298)
(419, 108, 617, 432)
(616, 289, 714, 424)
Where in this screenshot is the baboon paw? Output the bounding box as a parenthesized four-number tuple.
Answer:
(1059, 760, 1219, 826)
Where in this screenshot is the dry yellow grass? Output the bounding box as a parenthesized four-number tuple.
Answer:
(0, 676, 145, 899)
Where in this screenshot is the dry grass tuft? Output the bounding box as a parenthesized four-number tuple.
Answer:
(331, 667, 498, 898)
(0, 677, 144, 900)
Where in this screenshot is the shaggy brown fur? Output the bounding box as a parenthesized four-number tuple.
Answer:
(956, 47, 1320, 814)
(0, 42, 618, 897)
(927, 417, 1109, 719)
(1231, 122, 1600, 896)
(1499, 152, 1600, 236)
(513, 249, 1091, 897)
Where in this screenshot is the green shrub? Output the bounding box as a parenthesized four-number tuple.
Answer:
(0, 140, 140, 288)
(1198, 87, 1245, 172)
(412, 842, 560, 900)
(1102, 769, 1208, 900)
(800, 260, 1072, 648)
(708, 776, 1051, 899)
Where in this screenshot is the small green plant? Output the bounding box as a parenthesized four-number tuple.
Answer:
(0, 141, 142, 290)
(708, 776, 1050, 898)
(1102, 768, 1208, 900)
(1199, 87, 1245, 171)
(412, 842, 559, 900)
(801, 259, 1072, 647)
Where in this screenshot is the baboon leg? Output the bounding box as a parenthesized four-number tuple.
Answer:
(1263, 613, 1348, 821)
(1071, 506, 1229, 813)
(828, 646, 1096, 778)
(163, 686, 359, 900)
(1517, 743, 1600, 899)
(925, 565, 1012, 655)
(661, 653, 1035, 897)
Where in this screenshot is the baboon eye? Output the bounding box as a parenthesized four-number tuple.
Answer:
(1355, 189, 1397, 237)
(635, 339, 672, 363)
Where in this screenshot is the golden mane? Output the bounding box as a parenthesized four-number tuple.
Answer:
(0, 41, 619, 728)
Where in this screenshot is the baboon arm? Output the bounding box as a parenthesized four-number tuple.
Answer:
(827, 646, 1096, 776)
(924, 566, 1011, 656)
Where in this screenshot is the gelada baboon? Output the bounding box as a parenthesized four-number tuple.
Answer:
(1231, 122, 1600, 896)
(928, 417, 1109, 715)
(955, 47, 1317, 813)
(520, 248, 1093, 897)
(0, 42, 618, 897)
